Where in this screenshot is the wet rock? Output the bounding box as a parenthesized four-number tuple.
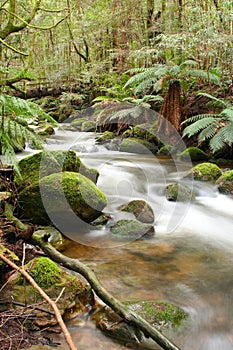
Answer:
(165, 183, 195, 202)
(216, 170, 233, 195)
(95, 131, 115, 144)
(19, 172, 108, 225)
(184, 162, 222, 182)
(93, 300, 187, 344)
(118, 199, 154, 224)
(34, 227, 69, 251)
(70, 117, 89, 129)
(81, 121, 96, 132)
(110, 219, 154, 240)
(178, 147, 209, 162)
(3, 257, 94, 326)
(119, 138, 156, 155)
(158, 144, 177, 156)
(36, 125, 55, 136)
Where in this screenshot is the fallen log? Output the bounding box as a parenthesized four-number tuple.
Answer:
(32, 232, 181, 350)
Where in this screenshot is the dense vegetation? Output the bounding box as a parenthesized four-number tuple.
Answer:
(0, 0, 233, 159)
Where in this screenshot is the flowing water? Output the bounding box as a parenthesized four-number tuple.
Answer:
(25, 129, 233, 349)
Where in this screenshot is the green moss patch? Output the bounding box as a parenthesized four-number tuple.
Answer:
(178, 147, 209, 162)
(184, 162, 222, 182)
(119, 138, 156, 155)
(216, 170, 233, 195)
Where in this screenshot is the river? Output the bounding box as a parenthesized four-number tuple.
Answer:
(23, 128, 233, 350)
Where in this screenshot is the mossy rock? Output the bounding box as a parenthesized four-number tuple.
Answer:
(216, 170, 233, 195)
(184, 162, 222, 182)
(178, 147, 209, 162)
(119, 138, 156, 155)
(81, 121, 96, 132)
(0, 244, 19, 267)
(158, 145, 177, 156)
(110, 219, 154, 240)
(95, 131, 115, 144)
(36, 125, 55, 136)
(70, 117, 89, 129)
(118, 199, 154, 224)
(15, 150, 99, 189)
(4, 257, 94, 326)
(93, 300, 187, 344)
(165, 183, 195, 202)
(133, 124, 150, 138)
(19, 172, 107, 225)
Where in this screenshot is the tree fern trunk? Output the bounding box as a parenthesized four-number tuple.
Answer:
(157, 80, 182, 145)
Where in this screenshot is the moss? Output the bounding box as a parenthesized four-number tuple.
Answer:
(118, 200, 154, 224)
(19, 171, 107, 225)
(158, 145, 177, 156)
(132, 124, 148, 138)
(81, 121, 96, 132)
(119, 138, 156, 155)
(110, 219, 154, 239)
(165, 183, 195, 202)
(15, 150, 99, 189)
(95, 131, 115, 143)
(0, 244, 19, 266)
(216, 170, 233, 195)
(27, 257, 61, 289)
(128, 300, 187, 328)
(178, 147, 209, 162)
(37, 125, 55, 136)
(184, 162, 222, 182)
(70, 117, 89, 128)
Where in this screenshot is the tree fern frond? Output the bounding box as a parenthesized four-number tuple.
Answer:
(220, 108, 233, 122)
(185, 70, 221, 85)
(179, 60, 199, 68)
(197, 122, 219, 142)
(181, 113, 220, 125)
(209, 128, 227, 152)
(134, 77, 159, 95)
(197, 93, 228, 107)
(182, 117, 217, 138)
(220, 123, 233, 145)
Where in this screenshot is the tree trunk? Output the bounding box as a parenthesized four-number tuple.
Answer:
(157, 80, 182, 145)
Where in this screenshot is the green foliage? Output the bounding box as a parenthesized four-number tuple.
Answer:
(0, 94, 57, 169)
(124, 61, 221, 96)
(182, 93, 233, 152)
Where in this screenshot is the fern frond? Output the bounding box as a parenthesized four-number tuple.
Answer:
(180, 60, 199, 68)
(197, 93, 228, 107)
(197, 122, 219, 142)
(220, 108, 233, 122)
(181, 113, 219, 125)
(134, 77, 159, 95)
(185, 70, 221, 85)
(220, 123, 233, 145)
(209, 128, 227, 152)
(182, 117, 217, 138)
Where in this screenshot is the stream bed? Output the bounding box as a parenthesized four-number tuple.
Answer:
(24, 129, 233, 349)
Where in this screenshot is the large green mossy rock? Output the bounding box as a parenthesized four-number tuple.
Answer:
(93, 300, 187, 344)
(178, 147, 209, 162)
(19, 172, 107, 225)
(4, 257, 94, 326)
(184, 162, 222, 182)
(15, 150, 99, 189)
(118, 199, 154, 224)
(119, 138, 156, 155)
(95, 131, 115, 144)
(158, 144, 177, 156)
(216, 170, 233, 195)
(110, 219, 154, 240)
(165, 183, 195, 202)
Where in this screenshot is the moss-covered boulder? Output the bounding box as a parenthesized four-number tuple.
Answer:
(158, 145, 177, 156)
(70, 117, 89, 129)
(19, 172, 108, 225)
(3, 257, 94, 326)
(165, 183, 195, 202)
(110, 219, 154, 240)
(216, 170, 233, 195)
(15, 150, 99, 189)
(0, 244, 19, 268)
(133, 124, 150, 138)
(95, 131, 115, 144)
(81, 120, 96, 132)
(184, 162, 222, 182)
(36, 125, 55, 136)
(118, 199, 154, 224)
(93, 300, 187, 344)
(119, 138, 156, 155)
(178, 147, 209, 162)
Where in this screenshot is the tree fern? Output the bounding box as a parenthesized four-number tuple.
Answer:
(182, 94, 233, 153)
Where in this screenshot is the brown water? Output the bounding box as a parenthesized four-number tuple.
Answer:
(27, 130, 233, 349)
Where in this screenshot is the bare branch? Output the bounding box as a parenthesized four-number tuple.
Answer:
(0, 253, 77, 350)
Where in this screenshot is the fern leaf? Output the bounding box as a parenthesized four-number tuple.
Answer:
(209, 128, 227, 152)
(197, 122, 219, 142)
(197, 93, 228, 107)
(186, 70, 221, 85)
(220, 123, 233, 145)
(181, 113, 219, 125)
(183, 117, 217, 138)
(220, 108, 233, 122)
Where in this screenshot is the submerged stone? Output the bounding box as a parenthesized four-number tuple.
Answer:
(119, 138, 156, 155)
(178, 147, 209, 162)
(110, 219, 154, 240)
(165, 183, 195, 202)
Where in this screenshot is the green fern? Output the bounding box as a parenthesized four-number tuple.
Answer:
(182, 93, 233, 153)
